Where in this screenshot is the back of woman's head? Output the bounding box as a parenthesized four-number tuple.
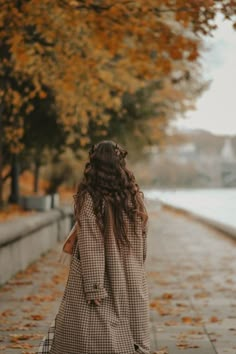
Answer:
(73, 140, 148, 250)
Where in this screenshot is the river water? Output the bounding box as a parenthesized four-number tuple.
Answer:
(144, 188, 236, 229)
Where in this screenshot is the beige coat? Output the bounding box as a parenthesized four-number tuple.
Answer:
(50, 192, 150, 354)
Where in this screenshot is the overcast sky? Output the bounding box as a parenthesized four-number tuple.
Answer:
(174, 14, 236, 136)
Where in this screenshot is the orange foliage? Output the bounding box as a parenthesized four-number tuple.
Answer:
(0, 0, 235, 152)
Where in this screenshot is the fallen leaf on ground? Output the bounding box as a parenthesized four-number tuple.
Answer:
(210, 316, 220, 322)
(30, 314, 45, 320)
(181, 316, 203, 324)
(164, 320, 179, 326)
(1, 309, 14, 317)
(153, 347, 168, 354)
(8, 343, 33, 349)
(161, 293, 173, 299)
(10, 333, 42, 342)
(194, 291, 210, 298)
(8, 280, 33, 286)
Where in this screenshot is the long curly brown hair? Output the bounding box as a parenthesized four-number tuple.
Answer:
(73, 140, 148, 251)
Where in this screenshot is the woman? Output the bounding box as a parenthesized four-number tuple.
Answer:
(42, 140, 150, 354)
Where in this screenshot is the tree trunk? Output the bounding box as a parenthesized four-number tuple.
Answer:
(8, 154, 20, 204)
(0, 105, 3, 209)
(34, 159, 40, 193)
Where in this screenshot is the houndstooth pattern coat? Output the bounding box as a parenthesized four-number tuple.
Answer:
(49, 192, 150, 354)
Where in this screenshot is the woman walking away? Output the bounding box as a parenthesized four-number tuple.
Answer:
(39, 140, 150, 354)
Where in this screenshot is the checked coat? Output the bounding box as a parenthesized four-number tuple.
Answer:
(49, 192, 150, 354)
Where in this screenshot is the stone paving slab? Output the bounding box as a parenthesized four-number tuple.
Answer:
(147, 201, 236, 354)
(0, 200, 236, 353)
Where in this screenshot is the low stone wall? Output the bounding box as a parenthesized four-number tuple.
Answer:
(0, 205, 74, 286)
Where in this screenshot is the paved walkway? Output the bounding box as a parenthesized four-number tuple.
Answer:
(0, 200, 236, 353)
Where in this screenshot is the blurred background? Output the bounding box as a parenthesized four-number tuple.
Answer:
(0, 1, 235, 221)
(0, 2, 236, 214)
(0, 2, 236, 353)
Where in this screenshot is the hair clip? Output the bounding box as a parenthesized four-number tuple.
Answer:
(122, 150, 128, 158)
(114, 143, 120, 155)
(89, 144, 95, 156)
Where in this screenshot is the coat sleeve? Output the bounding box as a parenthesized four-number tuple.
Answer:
(76, 192, 108, 301)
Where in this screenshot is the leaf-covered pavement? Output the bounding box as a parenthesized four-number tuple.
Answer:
(147, 202, 236, 354)
(0, 200, 236, 353)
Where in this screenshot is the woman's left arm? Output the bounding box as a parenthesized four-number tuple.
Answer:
(76, 192, 108, 302)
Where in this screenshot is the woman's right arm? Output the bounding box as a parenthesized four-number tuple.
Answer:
(76, 192, 108, 302)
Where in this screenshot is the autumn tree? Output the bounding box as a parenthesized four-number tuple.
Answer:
(0, 0, 235, 206)
(2, 0, 235, 148)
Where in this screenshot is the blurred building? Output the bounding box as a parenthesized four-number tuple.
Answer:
(143, 130, 236, 187)
(220, 138, 236, 186)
